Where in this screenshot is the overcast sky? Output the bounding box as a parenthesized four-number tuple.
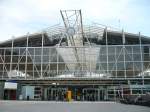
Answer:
(0, 0, 150, 42)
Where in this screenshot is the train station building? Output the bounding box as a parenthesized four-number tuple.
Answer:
(0, 10, 150, 101)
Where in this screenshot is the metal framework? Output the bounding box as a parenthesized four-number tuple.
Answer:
(60, 10, 88, 76)
(0, 11, 149, 81)
(0, 10, 150, 101)
(0, 29, 150, 80)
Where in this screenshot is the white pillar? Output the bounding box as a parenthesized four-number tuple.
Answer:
(139, 32, 144, 85)
(25, 33, 29, 79)
(56, 47, 59, 76)
(41, 32, 44, 78)
(105, 27, 109, 75)
(2, 49, 6, 79)
(122, 30, 126, 78)
(9, 36, 14, 79)
(33, 48, 35, 79)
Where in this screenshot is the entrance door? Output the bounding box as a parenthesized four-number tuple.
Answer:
(74, 88, 82, 101)
(48, 88, 68, 101)
(83, 88, 99, 101)
(99, 89, 105, 100)
(4, 90, 16, 100)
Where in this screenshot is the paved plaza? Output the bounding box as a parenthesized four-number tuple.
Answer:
(0, 101, 150, 112)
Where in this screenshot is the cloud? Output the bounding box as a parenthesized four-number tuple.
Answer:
(0, 0, 150, 42)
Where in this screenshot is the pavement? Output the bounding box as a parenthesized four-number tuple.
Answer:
(0, 101, 150, 112)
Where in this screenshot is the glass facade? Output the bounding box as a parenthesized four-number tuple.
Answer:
(0, 27, 150, 101)
(0, 44, 149, 79)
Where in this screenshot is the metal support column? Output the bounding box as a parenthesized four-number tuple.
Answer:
(89, 47, 92, 76)
(115, 46, 117, 78)
(114, 86, 116, 101)
(130, 88, 132, 95)
(2, 49, 6, 79)
(56, 46, 59, 76)
(33, 48, 35, 79)
(139, 32, 144, 85)
(105, 27, 109, 75)
(25, 33, 29, 79)
(9, 36, 14, 79)
(122, 30, 126, 78)
(18, 47, 20, 77)
(49, 48, 51, 77)
(131, 46, 135, 77)
(98, 88, 100, 101)
(41, 32, 44, 78)
(121, 87, 124, 99)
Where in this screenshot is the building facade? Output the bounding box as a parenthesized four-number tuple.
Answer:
(0, 11, 150, 101)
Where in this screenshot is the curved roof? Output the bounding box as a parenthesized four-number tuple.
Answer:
(0, 25, 150, 47)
